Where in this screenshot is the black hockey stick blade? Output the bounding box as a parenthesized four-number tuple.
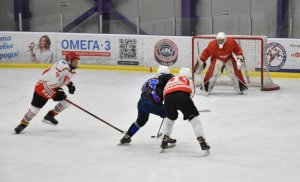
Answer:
(151, 132, 162, 139)
(156, 132, 163, 138)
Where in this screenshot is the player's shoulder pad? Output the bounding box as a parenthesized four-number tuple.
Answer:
(158, 73, 174, 83)
(56, 59, 70, 70)
(226, 37, 236, 43)
(148, 77, 157, 80)
(157, 73, 174, 79)
(208, 40, 218, 47)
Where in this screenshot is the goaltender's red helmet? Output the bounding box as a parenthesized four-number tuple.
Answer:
(65, 51, 80, 62)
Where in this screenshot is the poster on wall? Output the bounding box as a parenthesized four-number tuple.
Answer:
(267, 38, 300, 72)
(0, 32, 192, 68)
(143, 35, 192, 68)
(0, 32, 145, 66)
(0, 32, 57, 63)
(56, 33, 114, 65)
(116, 37, 140, 66)
(56, 33, 144, 66)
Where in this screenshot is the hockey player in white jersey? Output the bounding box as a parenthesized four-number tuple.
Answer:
(14, 52, 80, 134)
(161, 68, 210, 153)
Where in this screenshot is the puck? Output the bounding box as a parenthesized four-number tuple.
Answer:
(151, 136, 155, 138)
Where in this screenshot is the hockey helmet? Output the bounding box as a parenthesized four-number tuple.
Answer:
(216, 32, 226, 49)
(157, 65, 170, 76)
(65, 52, 80, 69)
(179, 67, 192, 79)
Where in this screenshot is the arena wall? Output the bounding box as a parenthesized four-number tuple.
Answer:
(0, 31, 299, 78)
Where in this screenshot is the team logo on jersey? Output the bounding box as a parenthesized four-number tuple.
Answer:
(267, 42, 287, 71)
(154, 39, 178, 66)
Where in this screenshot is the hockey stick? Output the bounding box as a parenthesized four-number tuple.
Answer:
(198, 109, 211, 112)
(151, 118, 164, 138)
(243, 62, 251, 83)
(236, 40, 250, 84)
(64, 99, 125, 134)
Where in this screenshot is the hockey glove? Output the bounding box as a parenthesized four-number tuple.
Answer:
(53, 88, 67, 101)
(67, 81, 76, 94)
(236, 55, 245, 70)
(194, 59, 206, 74)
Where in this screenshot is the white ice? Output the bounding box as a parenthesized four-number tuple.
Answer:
(0, 68, 300, 182)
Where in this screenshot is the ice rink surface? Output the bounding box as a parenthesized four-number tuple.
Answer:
(0, 68, 300, 182)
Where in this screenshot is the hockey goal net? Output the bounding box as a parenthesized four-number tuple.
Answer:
(192, 35, 280, 91)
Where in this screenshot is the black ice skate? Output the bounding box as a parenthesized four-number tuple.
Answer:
(168, 137, 176, 144)
(14, 119, 28, 134)
(42, 110, 58, 125)
(197, 137, 210, 151)
(160, 135, 176, 151)
(120, 133, 132, 144)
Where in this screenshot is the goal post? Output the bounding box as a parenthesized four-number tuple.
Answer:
(192, 35, 280, 91)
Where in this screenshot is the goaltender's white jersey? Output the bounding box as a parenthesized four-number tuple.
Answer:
(35, 59, 76, 99)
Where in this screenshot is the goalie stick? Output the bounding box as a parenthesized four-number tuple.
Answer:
(64, 99, 125, 134)
(243, 61, 251, 83)
(235, 40, 250, 84)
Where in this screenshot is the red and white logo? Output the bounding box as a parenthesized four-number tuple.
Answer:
(291, 52, 300, 58)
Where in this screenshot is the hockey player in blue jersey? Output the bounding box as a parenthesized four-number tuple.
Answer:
(120, 65, 176, 144)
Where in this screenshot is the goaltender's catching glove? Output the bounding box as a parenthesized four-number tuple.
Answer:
(236, 55, 245, 70)
(194, 58, 207, 74)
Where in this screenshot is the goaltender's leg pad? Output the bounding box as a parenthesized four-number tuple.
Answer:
(225, 59, 248, 93)
(203, 59, 224, 94)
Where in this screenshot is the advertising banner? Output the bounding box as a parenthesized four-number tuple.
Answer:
(1, 31, 300, 72)
(0, 31, 191, 69)
(267, 38, 300, 72)
(143, 36, 192, 68)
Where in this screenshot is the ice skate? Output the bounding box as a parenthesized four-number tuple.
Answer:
(14, 119, 28, 134)
(168, 137, 176, 144)
(42, 110, 58, 125)
(197, 137, 210, 150)
(197, 137, 210, 156)
(160, 135, 176, 152)
(120, 133, 132, 144)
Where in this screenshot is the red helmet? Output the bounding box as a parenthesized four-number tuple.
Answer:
(65, 51, 80, 62)
(65, 52, 80, 69)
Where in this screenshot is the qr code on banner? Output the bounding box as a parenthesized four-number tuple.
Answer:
(119, 39, 137, 59)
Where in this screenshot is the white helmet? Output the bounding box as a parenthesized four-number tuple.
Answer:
(216, 32, 226, 49)
(157, 65, 170, 76)
(179, 67, 192, 78)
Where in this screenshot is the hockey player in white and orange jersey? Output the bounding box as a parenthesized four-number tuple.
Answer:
(160, 68, 210, 153)
(14, 52, 80, 134)
(194, 32, 248, 95)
